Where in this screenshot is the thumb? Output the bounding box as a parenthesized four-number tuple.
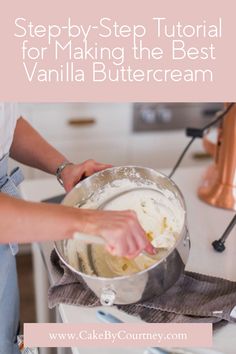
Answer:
(62, 169, 84, 192)
(63, 177, 76, 193)
(63, 182, 74, 193)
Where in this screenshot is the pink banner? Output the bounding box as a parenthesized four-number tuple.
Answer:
(1, 0, 236, 102)
(24, 323, 212, 348)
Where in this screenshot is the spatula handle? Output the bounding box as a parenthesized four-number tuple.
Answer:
(73, 232, 105, 245)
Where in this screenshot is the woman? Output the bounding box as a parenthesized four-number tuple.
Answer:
(0, 103, 153, 354)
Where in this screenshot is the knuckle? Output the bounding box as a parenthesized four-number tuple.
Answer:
(125, 218, 135, 230)
(128, 210, 136, 217)
(83, 159, 92, 166)
(128, 219, 137, 229)
(115, 227, 127, 239)
(123, 210, 136, 218)
(125, 213, 136, 222)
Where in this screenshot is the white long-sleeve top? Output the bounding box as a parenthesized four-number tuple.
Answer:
(0, 103, 19, 160)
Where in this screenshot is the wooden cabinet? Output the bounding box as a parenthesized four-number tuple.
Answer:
(15, 103, 132, 179)
(10, 103, 208, 180)
(30, 103, 132, 141)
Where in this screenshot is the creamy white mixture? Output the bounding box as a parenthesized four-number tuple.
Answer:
(103, 188, 183, 249)
(79, 179, 185, 250)
(66, 178, 185, 277)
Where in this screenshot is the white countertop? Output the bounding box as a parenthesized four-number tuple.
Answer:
(20, 166, 236, 354)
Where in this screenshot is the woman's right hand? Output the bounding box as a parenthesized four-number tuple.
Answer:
(82, 209, 155, 259)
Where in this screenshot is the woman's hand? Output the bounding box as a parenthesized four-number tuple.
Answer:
(61, 159, 112, 192)
(60, 160, 155, 258)
(82, 209, 155, 259)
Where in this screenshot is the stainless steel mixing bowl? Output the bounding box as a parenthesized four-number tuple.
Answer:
(54, 166, 190, 306)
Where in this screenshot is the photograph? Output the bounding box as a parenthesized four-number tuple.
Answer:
(1, 102, 235, 354)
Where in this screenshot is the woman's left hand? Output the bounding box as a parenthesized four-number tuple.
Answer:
(60, 159, 112, 192)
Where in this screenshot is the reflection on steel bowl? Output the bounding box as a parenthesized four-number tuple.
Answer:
(54, 166, 190, 306)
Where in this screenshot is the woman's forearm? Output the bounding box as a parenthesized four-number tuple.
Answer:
(10, 117, 69, 175)
(0, 193, 154, 257)
(6, 119, 154, 257)
(0, 193, 88, 244)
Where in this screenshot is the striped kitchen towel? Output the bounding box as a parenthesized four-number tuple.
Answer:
(48, 249, 236, 328)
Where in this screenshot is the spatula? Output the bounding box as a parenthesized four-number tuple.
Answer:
(73, 231, 159, 260)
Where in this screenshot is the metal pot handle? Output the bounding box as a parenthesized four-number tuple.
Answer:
(100, 288, 116, 306)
